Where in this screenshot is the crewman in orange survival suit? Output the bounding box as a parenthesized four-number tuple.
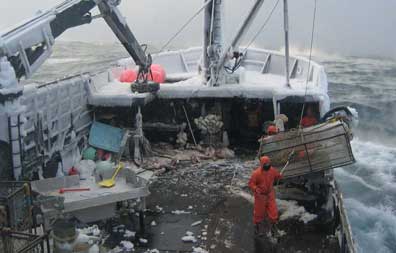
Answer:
(300, 106, 318, 128)
(248, 156, 283, 235)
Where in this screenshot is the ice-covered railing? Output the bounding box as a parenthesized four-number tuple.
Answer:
(116, 47, 327, 91)
(240, 48, 327, 90)
(20, 74, 92, 175)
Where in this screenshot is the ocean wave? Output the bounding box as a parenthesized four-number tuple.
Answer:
(335, 168, 381, 192)
(46, 58, 82, 64)
(336, 139, 396, 252)
(350, 140, 396, 185)
(343, 198, 396, 253)
(277, 46, 344, 60)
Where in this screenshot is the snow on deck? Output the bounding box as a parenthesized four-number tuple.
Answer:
(87, 71, 155, 107)
(158, 71, 324, 99)
(87, 46, 329, 107)
(87, 70, 327, 106)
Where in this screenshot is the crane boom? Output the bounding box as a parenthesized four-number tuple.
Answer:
(97, 0, 148, 68)
(0, 0, 149, 80)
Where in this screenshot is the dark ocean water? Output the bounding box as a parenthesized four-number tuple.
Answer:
(323, 56, 396, 252)
(31, 42, 396, 253)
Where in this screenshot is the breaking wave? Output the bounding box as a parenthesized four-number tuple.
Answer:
(46, 58, 82, 64)
(336, 168, 381, 192)
(335, 140, 396, 253)
(278, 46, 344, 60)
(343, 198, 396, 253)
(314, 53, 396, 253)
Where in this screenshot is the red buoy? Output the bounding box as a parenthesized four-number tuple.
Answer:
(119, 69, 137, 83)
(148, 64, 166, 83)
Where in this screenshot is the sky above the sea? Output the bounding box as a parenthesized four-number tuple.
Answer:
(1, 0, 395, 59)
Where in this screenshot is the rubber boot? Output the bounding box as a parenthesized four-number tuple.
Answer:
(271, 223, 280, 238)
(254, 224, 260, 236)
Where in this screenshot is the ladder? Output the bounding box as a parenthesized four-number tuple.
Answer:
(7, 115, 24, 180)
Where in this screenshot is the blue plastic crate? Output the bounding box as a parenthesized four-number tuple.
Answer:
(88, 121, 125, 153)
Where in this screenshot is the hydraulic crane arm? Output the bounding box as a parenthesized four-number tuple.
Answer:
(50, 0, 96, 39)
(0, 0, 149, 80)
(97, 0, 149, 68)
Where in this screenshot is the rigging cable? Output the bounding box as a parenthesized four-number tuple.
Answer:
(224, 0, 280, 74)
(243, 0, 280, 54)
(157, 0, 213, 53)
(222, 0, 280, 74)
(276, 0, 318, 181)
(298, 0, 318, 129)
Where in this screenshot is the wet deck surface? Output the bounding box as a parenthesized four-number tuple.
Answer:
(137, 159, 339, 253)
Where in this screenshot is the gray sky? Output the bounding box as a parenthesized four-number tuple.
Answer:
(1, 0, 395, 59)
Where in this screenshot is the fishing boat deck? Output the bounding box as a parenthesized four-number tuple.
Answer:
(135, 158, 340, 253)
(85, 47, 329, 107)
(86, 72, 326, 109)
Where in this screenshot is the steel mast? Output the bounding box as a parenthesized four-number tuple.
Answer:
(207, 0, 266, 86)
(283, 0, 291, 87)
(203, 0, 224, 84)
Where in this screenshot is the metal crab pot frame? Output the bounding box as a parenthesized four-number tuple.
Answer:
(0, 181, 34, 231)
(0, 229, 50, 253)
(259, 121, 355, 179)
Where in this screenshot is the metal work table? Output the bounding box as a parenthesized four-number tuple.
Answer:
(31, 169, 151, 229)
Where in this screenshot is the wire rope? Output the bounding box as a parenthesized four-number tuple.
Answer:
(157, 0, 213, 53)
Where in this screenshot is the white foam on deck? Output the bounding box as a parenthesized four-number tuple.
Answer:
(230, 188, 317, 224)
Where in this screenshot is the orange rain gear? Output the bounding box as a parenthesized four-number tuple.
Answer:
(300, 116, 318, 128)
(248, 156, 282, 225)
(267, 125, 278, 135)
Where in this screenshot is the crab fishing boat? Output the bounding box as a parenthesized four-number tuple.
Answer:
(0, 0, 357, 252)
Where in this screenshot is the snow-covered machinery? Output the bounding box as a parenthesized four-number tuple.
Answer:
(0, 0, 154, 180)
(0, 1, 154, 244)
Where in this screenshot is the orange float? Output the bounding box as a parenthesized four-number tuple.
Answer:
(119, 69, 137, 83)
